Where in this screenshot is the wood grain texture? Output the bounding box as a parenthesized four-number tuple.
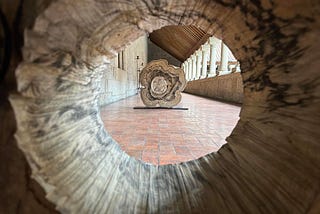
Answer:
(149, 25, 210, 62)
(140, 59, 186, 107)
(9, 0, 320, 213)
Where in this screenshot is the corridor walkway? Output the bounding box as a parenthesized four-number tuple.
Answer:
(100, 93, 241, 165)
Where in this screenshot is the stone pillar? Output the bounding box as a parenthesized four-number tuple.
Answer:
(218, 41, 229, 75)
(181, 63, 185, 79)
(184, 62, 189, 80)
(196, 50, 202, 79)
(189, 57, 193, 80)
(201, 44, 209, 79)
(235, 61, 241, 72)
(192, 55, 197, 80)
(188, 57, 192, 81)
(231, 61, 239, 73)
(208, 37, 220, 77)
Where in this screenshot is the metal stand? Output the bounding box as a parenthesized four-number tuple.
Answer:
(133, 107, 188, 110)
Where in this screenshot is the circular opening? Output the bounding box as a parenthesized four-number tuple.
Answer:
(99, 27, 243, 165)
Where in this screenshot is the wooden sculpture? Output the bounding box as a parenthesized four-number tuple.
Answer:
(139, 59, 186, 107)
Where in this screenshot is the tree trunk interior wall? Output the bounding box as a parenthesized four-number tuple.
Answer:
(0, 0, 59, 213)
(1, 0, 320, 213)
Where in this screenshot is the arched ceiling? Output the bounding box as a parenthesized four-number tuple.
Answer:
(149, 25, 211, 62)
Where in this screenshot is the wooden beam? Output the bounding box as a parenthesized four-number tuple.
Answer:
(184, 34, 211, 60)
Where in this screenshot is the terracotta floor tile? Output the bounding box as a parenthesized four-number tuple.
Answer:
(142, 156, 159, 165)
(100, 93, 240, 165)
(126, 150, 142, 160)
(174, 146, 191, 155)
(144, 142, 159, 150)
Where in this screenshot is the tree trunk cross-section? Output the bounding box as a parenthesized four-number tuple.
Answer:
(140, 59, 186, 107)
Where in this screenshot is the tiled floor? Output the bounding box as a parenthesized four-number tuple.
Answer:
(100, 93, 241, 165)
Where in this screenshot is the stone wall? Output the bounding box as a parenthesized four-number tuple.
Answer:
(147, 39, 181, 67)
(99, 35, 147, 106)
(184, 73, 243, 104)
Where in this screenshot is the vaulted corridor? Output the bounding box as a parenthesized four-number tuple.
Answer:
(101, 93, 241, 165)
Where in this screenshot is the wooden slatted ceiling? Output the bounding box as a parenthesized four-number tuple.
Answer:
(149, 25, 211, 62)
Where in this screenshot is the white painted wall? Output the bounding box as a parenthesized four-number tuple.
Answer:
(99, 35, 148, 106)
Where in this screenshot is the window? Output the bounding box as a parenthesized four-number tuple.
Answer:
(117, 51, 125, 69)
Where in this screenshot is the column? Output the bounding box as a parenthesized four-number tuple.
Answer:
(184, 62, 189, 80)
(201, 44, 209, 79)
(231, 61, 239, 73)
(208, 37, 220, 77)
(188, 58, 192, 80)
(218, 41, 229, 75)
(192, 54, 197, 80)
(235, 61, 241, 72)
(181, 63, 185, 79)
(196, 50, 202, 79)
